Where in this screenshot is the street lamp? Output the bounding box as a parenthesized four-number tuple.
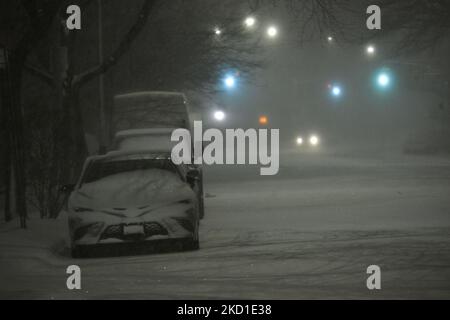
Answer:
(366, 45, 376, 55)
(244, 16, 256, 28)
(267, 26, 278, 38)
(330, 85, 342, 97)
(224, 75, 236, 89)
(327, 36, 333, 42)
(332, 86, 341, 96)
(296, 136, 304, 145)
(214, 110, 226, 122)
(377, 73, 390, 87)
(214, 27, 222, 35)
(259, 115, 268, 125)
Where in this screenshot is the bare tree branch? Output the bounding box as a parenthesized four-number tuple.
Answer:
(15, 0, 62, 59)
(73, 0, 156, 87)
(24, 63, 54, 87)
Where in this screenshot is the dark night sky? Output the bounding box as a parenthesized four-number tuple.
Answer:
(5, 0, 449, 154)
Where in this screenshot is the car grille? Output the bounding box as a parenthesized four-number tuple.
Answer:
(100, 222, 168, 240)
(144, 222, 169, 237)
(101, 224, 123, 240)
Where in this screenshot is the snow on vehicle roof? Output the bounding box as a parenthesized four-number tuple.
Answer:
(114, 91, 187, 101)
(86, 149, 171, 163)
(115, 128, 177, 139)
(114, 128, 177, 153)
(113, 91, 190, 132)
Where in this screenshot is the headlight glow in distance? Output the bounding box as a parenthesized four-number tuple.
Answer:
(309, 135, 319, 146)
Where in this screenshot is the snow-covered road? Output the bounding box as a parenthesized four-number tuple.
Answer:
(1, 153, 450, 299)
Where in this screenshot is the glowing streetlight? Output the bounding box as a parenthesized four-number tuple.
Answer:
(244, 16, 256, 28)
(330, 85, 342, 97)
(332, 86, 341, 96)
(214, 110, 226, 122)
(377, 73, 390, 87)
(214, 27, 222, 35)
(366, 45, 376, 55)
(259, 115, 268, 125)
(224, 75, 236, 88)
(267, 26, 278, 38)
(296, 137, 304, 145)
(327, 36, 333, 42)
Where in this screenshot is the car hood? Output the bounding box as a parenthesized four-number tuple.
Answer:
(69, 169, 195, 215)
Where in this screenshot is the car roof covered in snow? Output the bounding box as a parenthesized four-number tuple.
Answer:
(115, 128, 176, 139)
(85, 149, 172, 163)
(112, 91, 191, 133)
(114, 91, 187, 101)
(113, 128, 178, 153)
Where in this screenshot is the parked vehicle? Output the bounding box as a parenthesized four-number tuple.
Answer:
(112, 92, 204, 218)
(65, 149, 202, 258)
(112, 91, 193, 133)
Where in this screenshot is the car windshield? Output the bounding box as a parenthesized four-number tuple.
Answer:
(81, 157, 180, 185)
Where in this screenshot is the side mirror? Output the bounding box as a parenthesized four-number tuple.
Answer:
(186, 169, 200, 182)
(60, 184, 75, 193)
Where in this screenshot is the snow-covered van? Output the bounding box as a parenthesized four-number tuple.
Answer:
(112, 91, 193, 135)
(111, 92, 204, 219)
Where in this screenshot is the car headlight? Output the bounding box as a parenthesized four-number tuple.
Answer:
(296, 136, 303, 145)
(309, 135, 319, 146)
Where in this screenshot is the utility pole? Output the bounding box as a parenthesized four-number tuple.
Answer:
(98, 0, 106, 154)
(0, 46, 12, 222)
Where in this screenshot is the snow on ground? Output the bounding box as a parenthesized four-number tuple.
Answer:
(0, 153, 450, 299)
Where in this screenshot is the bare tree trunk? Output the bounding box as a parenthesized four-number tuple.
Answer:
(3, 150, 12, 222)
(2, 137, 12, 222)
(61, 85, 87, 181)
(6, 54, 28, 228)
(1, 50, 27, 227)
(0, 57, 12, 222)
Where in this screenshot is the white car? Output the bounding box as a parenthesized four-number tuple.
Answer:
(65, 150, 201, 258)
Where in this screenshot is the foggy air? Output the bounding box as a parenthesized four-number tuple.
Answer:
(0, 0, 449, 303)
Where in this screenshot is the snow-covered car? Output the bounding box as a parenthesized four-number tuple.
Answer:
(66, 150, 201, 258)
(113, 128, 205, 219)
